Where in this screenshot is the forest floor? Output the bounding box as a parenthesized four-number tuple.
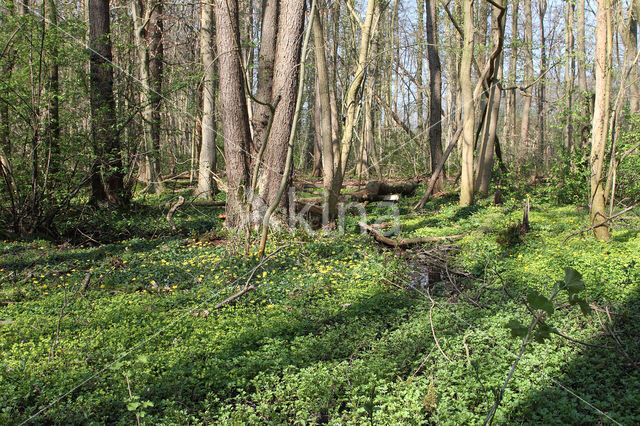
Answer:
(1, 184, 639, 424)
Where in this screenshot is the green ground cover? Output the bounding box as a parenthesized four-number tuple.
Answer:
(1, 191, 639, 424)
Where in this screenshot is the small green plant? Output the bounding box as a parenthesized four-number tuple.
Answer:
(486, 267, 591, 424)
(111, 355, 154, 425)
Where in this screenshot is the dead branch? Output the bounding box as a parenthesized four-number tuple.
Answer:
(166, 196, 185, 230)
(562, 203, 636, 243)
(359, 222, 466, 248)
(214, 285, 256, 309)
(214, 245, 289, 310)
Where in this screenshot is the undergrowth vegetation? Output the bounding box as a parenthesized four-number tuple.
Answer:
(1, 188, 639, 424)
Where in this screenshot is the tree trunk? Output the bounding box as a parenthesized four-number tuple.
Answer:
(132, 0, 164, 193)
(214, 0, 252, 228)
(196, 1, 218, 199)
(459, 0, 475, 207)
(519, 0, 533, 151)
(537, 0, 547, 172)
(336, 0, 380, 195)
(416, 0, 425, 141)
(576, 0, 590, 148)
(475, 0, 505, 196)
(251, 0, 278, 157)
(257, 0, 306, 214)
(45, 0, 60, 178)
(590, 0, 612, 241)
(426, 0, 444, 191)
(626, 7, 639, 113)
(312, 80, 323, 177)
(88, 0, 126, 206)
(312, 3, 338, 221)
(564, 0, 575, 152)
(504, 0, 517, 156)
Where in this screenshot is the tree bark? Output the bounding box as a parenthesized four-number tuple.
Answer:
(459, 0, 475, 207)
(564, 0, 575, 152)
(505, 0, 518, 158)
(576, 0, 590, 148)
(590, 0, 612, 241)
(537, 0, 547, 172)
(88, 0, 126, 206)
(312, 3, 338, 221)
(251, 0, 278, 157)
(335, 0, 380, 199)
(132, 0, 164, 193)
(625, 5, 639, 113)
(475, 0, 505, 196)
(519, 0, 534, 151)
(256, 0, 306, 215)
(196, 1, 218, 199)
(426, 0, 444, 192)
(215, 0, 252, 228)
(45, 0, 60, 178)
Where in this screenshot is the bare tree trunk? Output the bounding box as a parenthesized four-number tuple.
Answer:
(215, 0, 252, 228)
(475, 0, 505, 196)
(88, 0, 126, 206)
(519, 0, 533, 153)
(312, 79, 323, 177)
(196, 1, 217, 199)
(312, 3, 338, 221)
(416, 0, 425, 140)
(251, 0, 278, 158)
(576, 0, 590, 148)
(564, 0, 575, 152)
(257, 0, 306, 214)
(626, 6, 639, 113)
(505, 0, 518, 156)
(426, 0, 444, 191)
(590, 0, 612, 241)
(336, 0, 380, 190)
(132, 0, 164, 193)
(537, 0, 547, 172)
(460, 0, 475, 207)
(45, 0, 60, 178)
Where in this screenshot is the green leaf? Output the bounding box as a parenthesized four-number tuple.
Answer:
(553, 280, 566, 293)
(576, 299, 592, 316)
(564, 268, 587, 296)
(527, 291, 555, 315)
(564, 267, 582, 285)
(505, 319, 528, 338)
(533, 322, 552, 343)
(127, 402, 140, 411)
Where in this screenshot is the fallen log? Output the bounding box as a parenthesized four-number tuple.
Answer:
(350, 180, 417, 202)
(294, 200, 324, 217)
(359, 222, 466, 248)
(190, 200, 226, 207)
(349, 193, 400, 202)
(365, 180, 418, 196)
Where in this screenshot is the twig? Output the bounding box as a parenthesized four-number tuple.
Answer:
(484, 314, 541, 425)
(214, 285, 256, 309)
(550, 330, 611, 349)
(463, 333, 472, 366)
(426, 286, 452, 363)
(562, 204, 637, 243)
(409, 346, 436, 379)
(214, 245, 289, 310)
(125, 375, 141, 426)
